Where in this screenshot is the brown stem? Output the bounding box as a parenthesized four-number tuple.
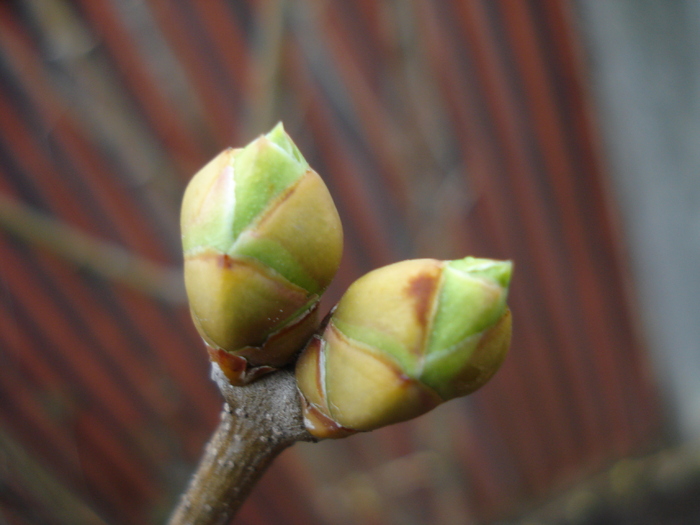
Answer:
(168, 366, 315, 525)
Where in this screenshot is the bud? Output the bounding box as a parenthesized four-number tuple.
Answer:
(296, 257, 512, 438)
(182, 123, 343, 385)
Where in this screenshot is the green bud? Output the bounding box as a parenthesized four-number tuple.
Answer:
(296, 257, 512, 438)
(182, 123, 343, 385)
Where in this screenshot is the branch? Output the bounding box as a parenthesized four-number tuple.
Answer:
(0, 193, 184, 304)
(168, 366, 314, 525)
(510, 444, 700, 525)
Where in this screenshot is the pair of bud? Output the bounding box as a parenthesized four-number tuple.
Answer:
(181, 124, 512, 439)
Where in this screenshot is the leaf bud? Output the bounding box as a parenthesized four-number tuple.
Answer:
(182, 124, 343, 384)
(296, 257, 512, 438)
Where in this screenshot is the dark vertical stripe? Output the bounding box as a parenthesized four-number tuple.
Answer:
(146, 0, 241, 146)
(537, 0, 661, 442)
(72, 0, 210, 174)
(495, 0, 634, 456)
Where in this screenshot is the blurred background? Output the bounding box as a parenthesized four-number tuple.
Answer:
(0, 0, 699, 524)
